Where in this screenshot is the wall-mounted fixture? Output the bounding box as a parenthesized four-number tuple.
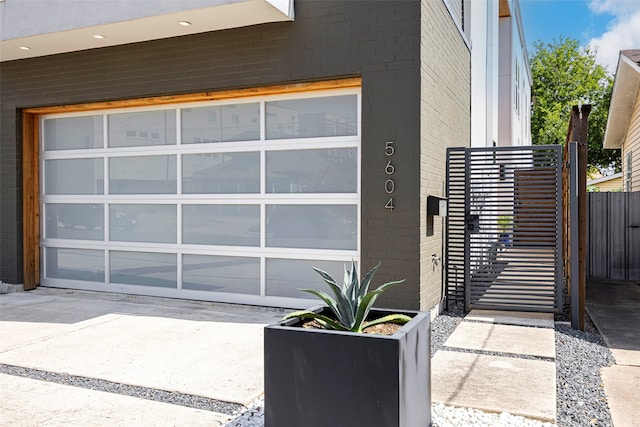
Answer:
(426, 195, 447, 236)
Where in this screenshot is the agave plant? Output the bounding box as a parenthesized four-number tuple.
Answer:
(283, 261, 411, 333)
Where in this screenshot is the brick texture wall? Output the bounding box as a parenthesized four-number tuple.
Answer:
(0, 0, 469, 310)
(419, 0, 471, 310)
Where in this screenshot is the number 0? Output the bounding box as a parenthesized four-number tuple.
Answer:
(385, 179, 395, 194)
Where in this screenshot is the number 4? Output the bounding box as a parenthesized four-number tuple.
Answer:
(385, 198, 394, 210)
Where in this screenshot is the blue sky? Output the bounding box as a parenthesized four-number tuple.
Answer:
(519, 0, 640, 72)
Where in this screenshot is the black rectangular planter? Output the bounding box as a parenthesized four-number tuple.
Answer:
(264, 307, 431, 427)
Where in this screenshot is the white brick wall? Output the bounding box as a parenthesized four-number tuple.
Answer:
(419, 0, 471, 310)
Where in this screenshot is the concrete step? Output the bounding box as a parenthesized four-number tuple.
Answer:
(465, 309, 555, 328)
(431, 350, 556, 422)
(443, 320, 555, 359)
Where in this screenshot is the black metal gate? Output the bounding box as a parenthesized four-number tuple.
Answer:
(445, 146, 563, 313)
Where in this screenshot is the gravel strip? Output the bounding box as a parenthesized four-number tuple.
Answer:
(0, 363, 244, 416)
(1, 300, 613, 426)
(555, 320, 614, 427)
(226, 305, 615, 427)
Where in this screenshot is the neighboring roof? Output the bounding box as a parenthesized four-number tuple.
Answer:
(587, 172, 623, 186)
(603, 49, 640, 149)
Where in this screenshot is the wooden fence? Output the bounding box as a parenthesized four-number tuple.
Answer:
(588, 191, 640, 281)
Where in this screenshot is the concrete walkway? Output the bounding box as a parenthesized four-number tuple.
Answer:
(587, 279, 640, 427)
(431, 310, 557, 423)
(4, 285, 634, 426)
(0, 288, 284, 426)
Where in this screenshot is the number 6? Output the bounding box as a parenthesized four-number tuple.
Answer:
(385, 160, 395, 175)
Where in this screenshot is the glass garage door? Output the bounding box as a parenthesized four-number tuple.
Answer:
(40, 89, 360, 306)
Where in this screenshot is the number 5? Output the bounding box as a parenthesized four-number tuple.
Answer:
(385, 141, 395, 156)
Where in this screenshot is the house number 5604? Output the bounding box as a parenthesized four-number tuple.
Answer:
(385, 141, 395, 210)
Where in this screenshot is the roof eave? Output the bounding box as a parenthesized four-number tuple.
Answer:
(604, 53, 640, 150)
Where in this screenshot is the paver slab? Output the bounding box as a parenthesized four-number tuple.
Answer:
(601, 365, 640, 427)
(431, 350, 556, 422)
(0, 290, 284, 406)
(466, 310, 554, 328)
(443, 321, 555, 359)
(0, 373, 231, 426)
(586, 280, 640, 366)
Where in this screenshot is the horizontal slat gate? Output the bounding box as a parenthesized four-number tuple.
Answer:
(445, 148, 466, 307)
(446, 146, 562, 313)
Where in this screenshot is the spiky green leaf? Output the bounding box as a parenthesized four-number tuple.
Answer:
(358, 261, 381, 300)
(282, 310, 350, 331)
(353, 279, 406, 331)
(297, 288, 342, 323)
(311, 266, 355, 328)
(362, 314, 412, 331)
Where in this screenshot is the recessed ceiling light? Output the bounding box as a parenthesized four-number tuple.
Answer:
(93, 34, 105, 39)
(179, 21, 192, 27)
(19, 46, 31, 51)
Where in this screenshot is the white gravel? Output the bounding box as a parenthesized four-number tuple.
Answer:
(225, 397, 557, 427)
(1, 301, 613, 427)
(226, 304, 614, 427)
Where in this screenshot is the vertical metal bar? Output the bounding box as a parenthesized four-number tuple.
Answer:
(569, 142, 580, 329)
(464, 149, 471, 311)
(555, 145, 563, 312)
(444, 148, 451, 309)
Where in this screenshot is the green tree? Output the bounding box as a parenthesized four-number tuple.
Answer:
(530, 37, 620, 174)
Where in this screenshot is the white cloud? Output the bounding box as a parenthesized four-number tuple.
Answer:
(588, 0, 640, 72)
(588, 0, 640, 15)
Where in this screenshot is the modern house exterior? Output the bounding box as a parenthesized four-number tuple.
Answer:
(470, 0, 531, 148)
(603, 49, 640, 192)
(1, 0, 473, 311)
(1, 0, 530, 313)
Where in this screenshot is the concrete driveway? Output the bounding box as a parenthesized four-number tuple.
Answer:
(0, 288, 285, 426)
(587, 279, 640, 427)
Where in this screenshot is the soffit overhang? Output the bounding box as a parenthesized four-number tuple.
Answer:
(0, 0, 294, 62)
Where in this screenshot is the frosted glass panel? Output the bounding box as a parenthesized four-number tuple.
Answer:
(108, 110, 176, 147)
(109, 155, 176, 194)
(182, 152, 259, 194)
(266, 258, 345, 298)
(182, 103, 260, 143)
(45, 204, 104, 240)
(44, 116, 103, 150)
(266, 205, 357, 250)
(266, 95, 357, 139)
(45, 248, 104, 282)
(110, 204, 176, 243)
(183, 255, 260, 294)
(110, 251, 176, 288)
(183, 205, 259, 246)
(44, 158, 104, 195)
(266, 148, 357, 193)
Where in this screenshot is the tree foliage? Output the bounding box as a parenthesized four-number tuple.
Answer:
(530, 37, 620, 174)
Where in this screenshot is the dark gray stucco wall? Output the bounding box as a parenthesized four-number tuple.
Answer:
(0, 0, 422, 308)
